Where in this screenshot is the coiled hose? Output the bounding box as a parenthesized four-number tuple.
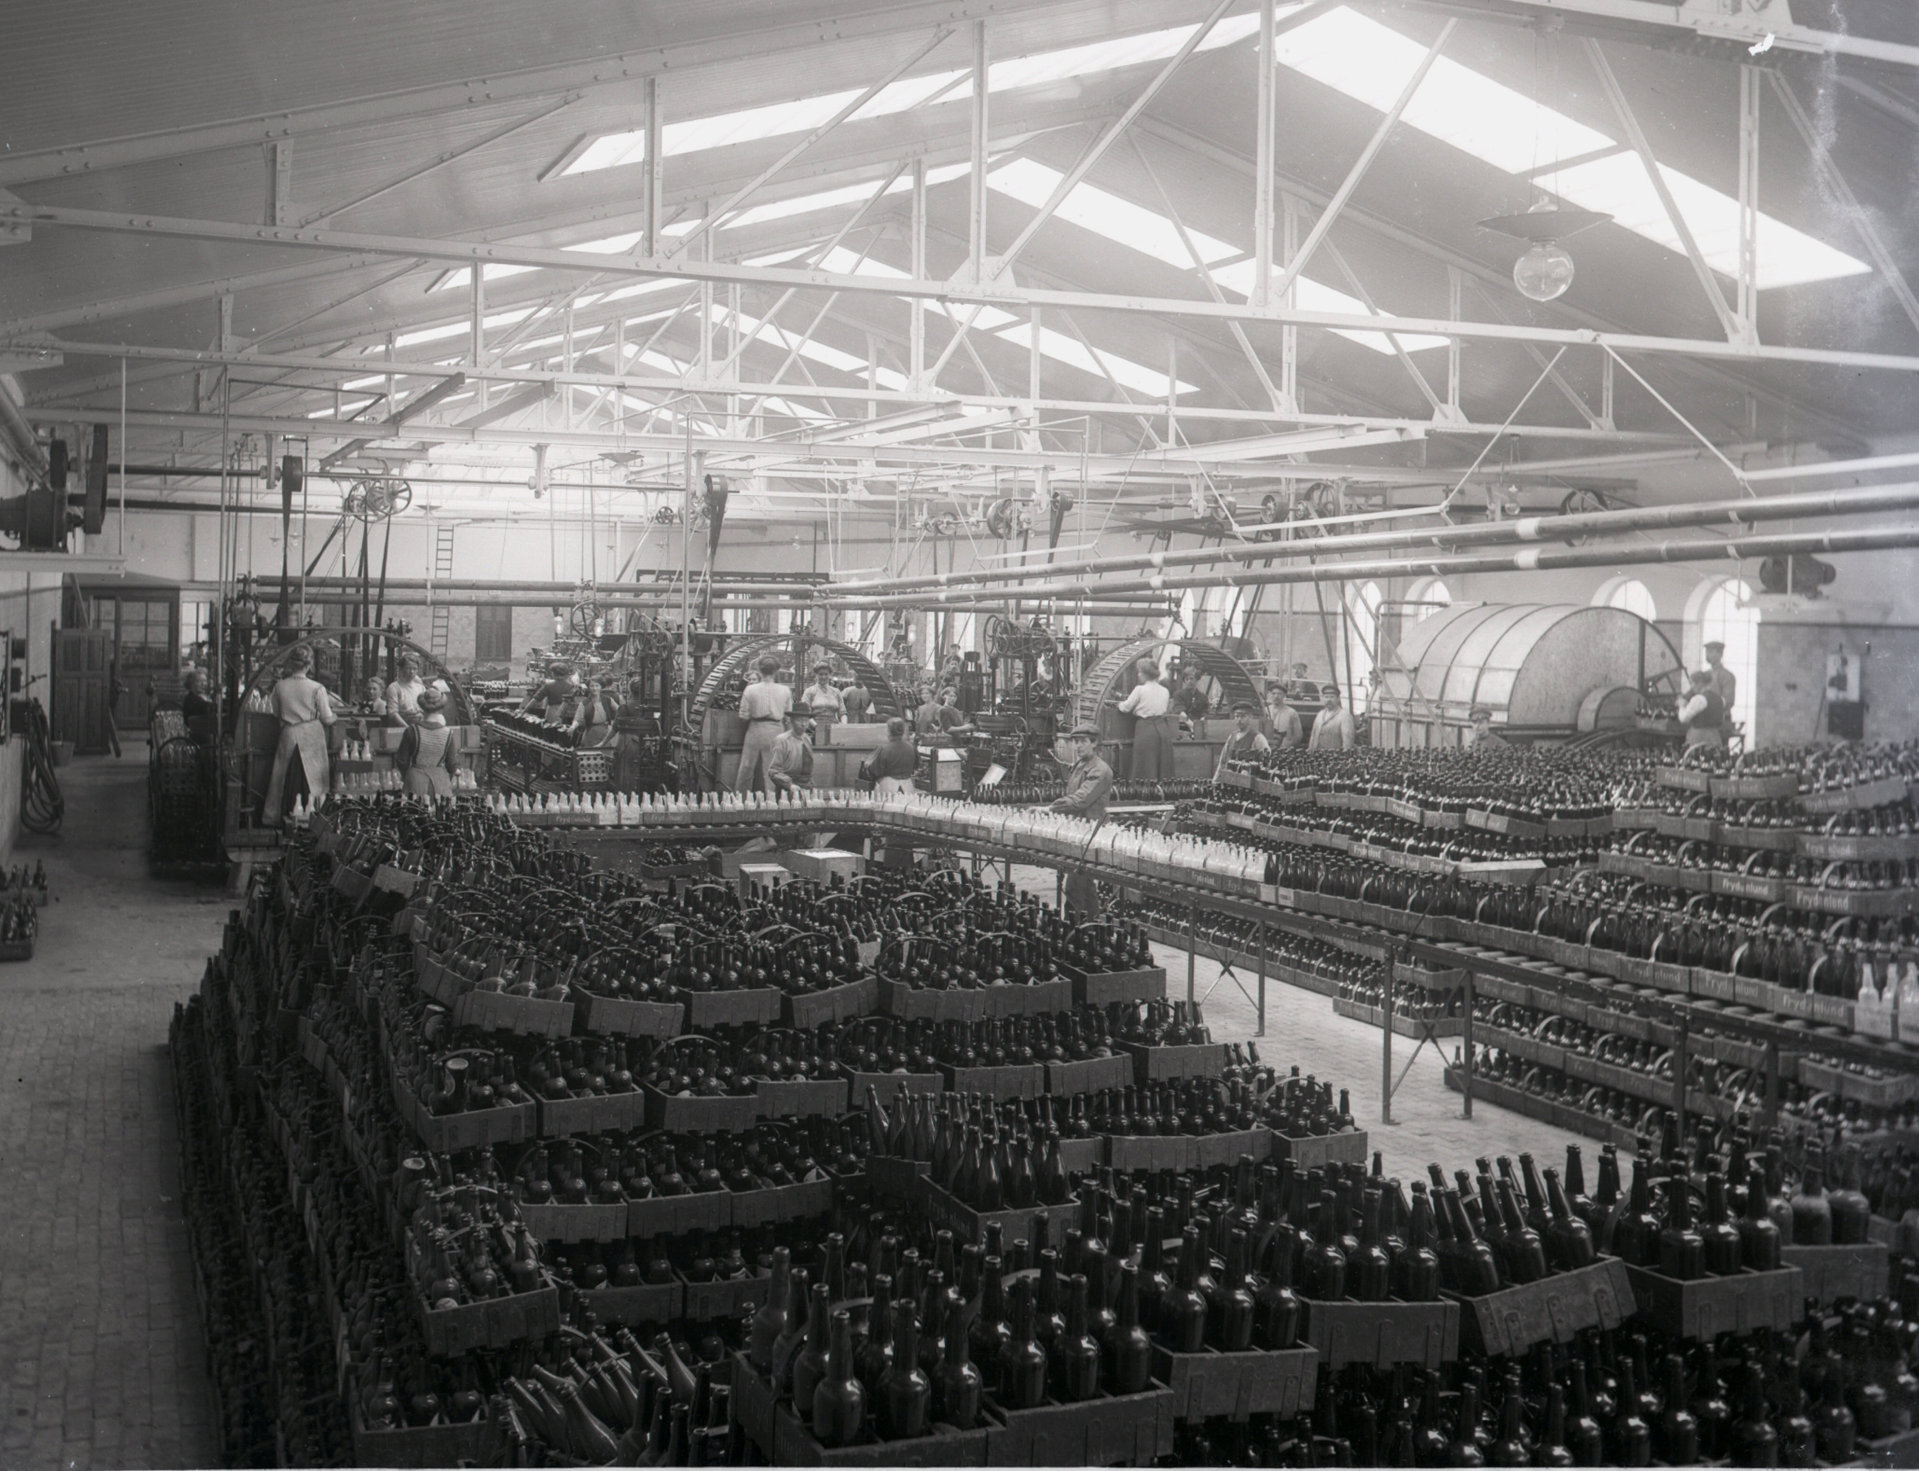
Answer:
(20, 699, 64, 834)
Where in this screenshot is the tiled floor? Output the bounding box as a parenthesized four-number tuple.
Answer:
(0, 740, 228, 1471)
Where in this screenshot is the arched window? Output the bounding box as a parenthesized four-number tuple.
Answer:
(1599, 577, 1657, 621)
(1342, 580, 1383, 713)
(1695, 577, 1758, 741)
(1406, 577, 1452, 623)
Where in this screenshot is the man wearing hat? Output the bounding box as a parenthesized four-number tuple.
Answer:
(395, 686, 462, 798)
(1309, 685, 1355, 750)
(1466, 706, 1508, 752)
(1703, 641, 1736, 713)
(1214, 701, 1272, 781)
(1264, 683, 1304, 750)
(1051, 724, 1115, 919)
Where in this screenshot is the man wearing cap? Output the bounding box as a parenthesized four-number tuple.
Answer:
(1264, 684, 1304, 750)
(1466, 706, 1509, 752)
(1051, 724, 1115, 919)
(1215, 701, 1272, 781)
(1677, 669, 1729, 748)
(1309, 685, 1355, 750)
(767, 709, 817, 795)
(1118, 657, 1175, 780)
(1703, 641, 1737, 713)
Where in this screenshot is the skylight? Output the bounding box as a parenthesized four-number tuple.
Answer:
(990, 159, 1445, 355)
(1211, 260, 1450, 354)
(1274, 6, 1868, 288)
(395, 307, 533, 347)
(559, 14, 1262, 177)
(809, 245, 1188, 393)
(996, 321, 1197, 397)
(707, 303, 912, 390)
(987, 159, 1237, 269)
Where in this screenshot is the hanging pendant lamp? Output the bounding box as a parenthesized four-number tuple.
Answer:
(1477, 200, 1612, 302)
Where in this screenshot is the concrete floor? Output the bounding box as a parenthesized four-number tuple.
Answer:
(0, 762, 1586, 1471)
(0, 739, 226, 1471)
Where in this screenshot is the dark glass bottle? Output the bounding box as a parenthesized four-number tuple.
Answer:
(935, 1294, 981, 1430)
(1349, 1190, 1392, 1303)
(1304, 1190, 1349, 1301)
(1612, 1156, 1661, 1268)
(1002, 1279, 1048, 1411)
(1728, 1364, 1779, 1468)
(1791, 1157, 1835, 1245)
(1542, 1167, 1595, 1272)
(811, 1309, 866, 1449)
(1214, 1228, 1257, 1350)
(1160, 1227, 1209, 1353)
(1448, 1376, 1487, 1467)
(1700, 1173, 1743, 1276)
(1656, 1353, 1699, 1466)
(1740, 1165, 1783, 1269)
(792, 1282, 832, 1422)
(1657, 1177, 1705, 1281)
(1609, 1357, 1653, 1467)
(1535, 1383, 1576, 1468)
(1056, 1273, 1101, 1403)
(877, 1300, 930, 1440)
(1109, 1263, 1153, 1395)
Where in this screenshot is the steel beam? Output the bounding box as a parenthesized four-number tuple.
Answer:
(1398, 0, 1919, 73)
(671, 27, 953, 261)
(1270, 20, 1456, 304)
(968, 21, 989, 282)
(1253, 0, 1277, 309)
(1737, 66, 1761, 348)
(1131, 116, 1864, 448)
(1585, 39, 1743, 344)
(1770, 74, 1919, 342)
(18, 200, 1918, 375)
(0, 0, 1043, 188)
(995, 0, 1236, 276)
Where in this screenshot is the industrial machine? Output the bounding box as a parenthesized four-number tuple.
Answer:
(1369, 601, 1687, 749)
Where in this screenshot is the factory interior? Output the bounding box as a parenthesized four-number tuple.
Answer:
(5, 0, 1919, 1466)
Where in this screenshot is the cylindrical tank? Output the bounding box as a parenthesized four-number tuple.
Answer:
(1370, 601, 1683, 748)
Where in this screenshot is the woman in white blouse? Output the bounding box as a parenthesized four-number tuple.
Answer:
(1118, 658, 1174, 780)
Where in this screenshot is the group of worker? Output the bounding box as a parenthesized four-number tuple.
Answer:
(262, 647, 466, 822)
(1679, 640, 1739, 748)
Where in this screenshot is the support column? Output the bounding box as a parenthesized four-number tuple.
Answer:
(643, 79, 664, 258)
(1254, 0, 1276, 307)
(1737, 65, 1761, 347)
(910, 158, 927, 390)
(968, 21, 989, 281)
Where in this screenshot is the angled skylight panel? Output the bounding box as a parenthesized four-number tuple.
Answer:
(722, 162, 974, 231)
(709, 303, 912, 390)
(1271, 8, 1609, 177)
(395, 307, 533, 348)
(1273, 6, 1867, 288)
(1530, 151, 1868, 289)
(1210, 260, 1449, 354)
(986, 159, 1237, 269)
(561, 15, 1264, 179)
(995, 321, 1196, 397)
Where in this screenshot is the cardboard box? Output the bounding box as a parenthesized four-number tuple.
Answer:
(784, 848, 865, 885)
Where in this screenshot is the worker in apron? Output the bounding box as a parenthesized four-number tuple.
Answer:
(1051, 723, 1115, 919)
(610, 677, 666, 793)
(395, 686, 460, 798)
(263, 646, 337, 823)
(1118, 659, 1174, 780)
(734, 655, 793, 792)
(1677, 670, 1729, 749)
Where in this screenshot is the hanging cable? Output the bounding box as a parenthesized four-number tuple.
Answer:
(19, 699, 64, 834)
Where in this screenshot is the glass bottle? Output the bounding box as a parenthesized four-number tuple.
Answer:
(1728, 1363, 1779, 1467)
(1056, 1273, 1101, 1403)
(934, 1294, 981, 1430)
(1003, 1279, 1049, 1411)
(1542, 1167, 1596, 1271)
(748, 1247, 790, 1372)
(1161, 1227, 1210, 1353)
(1110, 1262, 1153, 1395)
(792, 1282, 832, 1421)
(877, 1300, 930, 1440)
(1656, 1353, 1699, 1466)
(811, 1309, 865, 1449)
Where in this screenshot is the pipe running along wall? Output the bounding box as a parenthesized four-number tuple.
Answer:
(823, 524, 1919, 609)
(825, 481, 1919, 598)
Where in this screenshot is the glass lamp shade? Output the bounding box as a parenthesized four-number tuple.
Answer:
(1514, 241, 1576, 302)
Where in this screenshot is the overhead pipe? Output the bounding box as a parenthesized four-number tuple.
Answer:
(828, 524, 1919, 610)
(270, 590, 1171, 614)
(826, 481, 1919, 598)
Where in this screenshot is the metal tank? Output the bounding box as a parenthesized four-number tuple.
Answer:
(1370, 602, 1684, 748)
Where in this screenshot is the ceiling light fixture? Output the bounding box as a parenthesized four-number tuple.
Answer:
(1477, 200, 1611, 302)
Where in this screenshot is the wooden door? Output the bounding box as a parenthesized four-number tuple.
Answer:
(53, 629, 113, 754)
